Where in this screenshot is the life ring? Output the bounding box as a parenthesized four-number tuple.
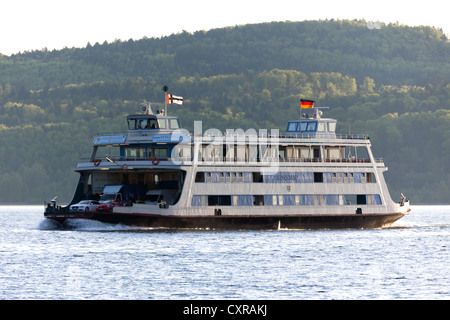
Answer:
(122, 164, 128, 170)
(94, 159, 101, 166)
(152, 157, 160, 165)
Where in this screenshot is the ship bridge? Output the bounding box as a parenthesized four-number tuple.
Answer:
(286, 111, 337, 139)
(125, 102, 181, 137)
(126, 114, 180, 132)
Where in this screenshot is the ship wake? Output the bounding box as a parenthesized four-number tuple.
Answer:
(38, 218, 145, 232)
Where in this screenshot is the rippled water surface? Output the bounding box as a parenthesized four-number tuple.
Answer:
(0, 205, 448, 299)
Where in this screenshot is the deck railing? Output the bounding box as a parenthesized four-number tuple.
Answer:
(81, 155, 383, 165)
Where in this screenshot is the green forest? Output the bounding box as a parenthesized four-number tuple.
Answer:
(0, 19, 449, 204)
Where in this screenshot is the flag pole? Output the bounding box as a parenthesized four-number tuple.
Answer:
(163, 85, 169, 116)
(299, 94, 302, 119)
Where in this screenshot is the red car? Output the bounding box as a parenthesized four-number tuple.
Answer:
(96, 199, 122, 212)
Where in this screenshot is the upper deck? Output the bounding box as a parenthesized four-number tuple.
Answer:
(82, 105, 383, 170)
(93, 108, 368, 146)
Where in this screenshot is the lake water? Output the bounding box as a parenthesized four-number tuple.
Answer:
(0, 205, 448, 300)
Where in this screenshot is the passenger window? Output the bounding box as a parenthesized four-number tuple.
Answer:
(367, 172, 375, 183)
(252, 172, 263, 183)
(208, 195, 231, 206)
(154, 148, 168, 157)
(195, 172, 205, 183)
(253, 195, 264, 206)
(357, 195, 367, 205)
(314, 172, 323, 183)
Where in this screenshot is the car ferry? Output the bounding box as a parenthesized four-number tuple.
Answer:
(44, 97, 410, 229)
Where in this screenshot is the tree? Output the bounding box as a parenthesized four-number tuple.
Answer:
(361, 77, 375, 93)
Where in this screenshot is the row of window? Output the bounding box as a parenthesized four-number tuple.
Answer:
(116, 144, 370, 164)
(127, 117, 180, 130)
(125, 147, 169, 159)
(195, 171, 376, 183)
(286, 121, 337, 133)
(191, 194, 382, 207)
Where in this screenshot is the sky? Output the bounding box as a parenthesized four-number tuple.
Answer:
(1, 0, 449, 56)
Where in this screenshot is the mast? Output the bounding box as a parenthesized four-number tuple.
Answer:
(163, 85, 169, 116)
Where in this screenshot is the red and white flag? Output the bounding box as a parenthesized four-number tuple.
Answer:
(166, 94, 183, 105)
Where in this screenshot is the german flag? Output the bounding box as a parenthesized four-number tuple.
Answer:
(300, 99, 314, 108)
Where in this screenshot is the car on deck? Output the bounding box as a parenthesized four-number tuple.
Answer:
(96, 199, 122, 212)
(69, 200, 101, 212)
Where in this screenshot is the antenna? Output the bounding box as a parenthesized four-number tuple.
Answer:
(140, 102, 155, 115)
(312, 107, 329, 119)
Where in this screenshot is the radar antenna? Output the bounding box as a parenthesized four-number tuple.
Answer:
(140, 102, 155, 115)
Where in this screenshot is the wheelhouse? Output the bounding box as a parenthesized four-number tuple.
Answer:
(286, 118, 337, 137)
(127, 114, 180, 131)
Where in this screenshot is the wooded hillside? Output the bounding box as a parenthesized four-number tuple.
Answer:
(0, 20, 449, 204)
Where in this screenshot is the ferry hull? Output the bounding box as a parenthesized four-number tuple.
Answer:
(45, 211, 408, 230)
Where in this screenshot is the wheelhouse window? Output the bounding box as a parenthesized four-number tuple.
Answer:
(300, 122, 308, 132)
(148, 119, 158, 129)
(169, 118, 180, 129)
(328, 122, 336, 132)
(127, 118, 158, 130)
(306, 122, 317, 131)
(158, 119, 167, 129)
(317, 122, 326, 132)
(137, 119, 148, 129)
(127, 119, 136, 130)
(287, 122, 299, 132)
